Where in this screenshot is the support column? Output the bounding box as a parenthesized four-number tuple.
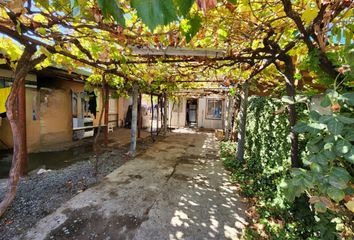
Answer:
(104, 86, 109, 147)
(236, 81, 249, 162)
(18, 81, 27, 175)
(130, 82, 139, 156)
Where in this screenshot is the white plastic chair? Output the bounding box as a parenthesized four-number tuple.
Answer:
(108, 122, 114, 133)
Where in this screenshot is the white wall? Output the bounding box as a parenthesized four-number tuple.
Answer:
(168, 97, 186, 128)
(197, 97, 224, 129)
(168, 96, 224, 129)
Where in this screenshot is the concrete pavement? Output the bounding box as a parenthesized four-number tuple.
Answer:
(23, 132, 248, 240)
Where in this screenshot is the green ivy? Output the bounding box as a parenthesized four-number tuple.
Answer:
(220, 96, 315, 239)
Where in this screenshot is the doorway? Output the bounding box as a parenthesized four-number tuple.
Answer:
(186, 99, 198, 128)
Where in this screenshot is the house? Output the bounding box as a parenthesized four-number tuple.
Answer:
(167, 94, 225, 129)
(0, 67, 130, 152)
(138, 93, 226, 130)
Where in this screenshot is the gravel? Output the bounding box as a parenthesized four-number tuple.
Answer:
(0, 136, 160, 240)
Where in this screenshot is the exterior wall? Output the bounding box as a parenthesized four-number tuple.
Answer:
(0, 70, 38, 150)
(26, 88, 41, 151)
(92, 90, 103, 127)
(108, 93, 119, 127)
(167, 96, 224, 129)
(38, 88, 72, 148)
(168, 97, 186, 128)
(118, 98, 125, 127)
(118, 96, 131, 127)
(197, 97, 224, 129)
(0, 117, 12, 149)
(0, 69, 130, 151)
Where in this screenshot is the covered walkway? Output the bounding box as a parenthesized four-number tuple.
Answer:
(24, 132, 248, 240)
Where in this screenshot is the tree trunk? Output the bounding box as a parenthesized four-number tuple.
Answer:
(236, 81, 249, 162)
(18, 79, 27, 175)
(276, 55, 301, 168)
(163, 94, 168, 136)
(130, 81, 139, 156)
(0, 46, 45, 217)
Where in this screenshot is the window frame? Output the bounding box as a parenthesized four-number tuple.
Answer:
(205, 98, 222, 120)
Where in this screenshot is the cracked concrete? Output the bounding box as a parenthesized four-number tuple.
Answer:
(22, 132, 248, 240)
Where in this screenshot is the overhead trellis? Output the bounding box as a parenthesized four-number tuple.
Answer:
(0, 0, 353, 225)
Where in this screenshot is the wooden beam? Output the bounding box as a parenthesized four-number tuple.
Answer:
(130, 46, 226, 58)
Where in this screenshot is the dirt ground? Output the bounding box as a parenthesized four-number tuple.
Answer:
(23, 131, 248, 240)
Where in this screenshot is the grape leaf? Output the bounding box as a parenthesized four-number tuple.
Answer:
(131, 0, 177, 31)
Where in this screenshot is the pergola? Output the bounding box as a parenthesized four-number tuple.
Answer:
(115, 46, 248, 156)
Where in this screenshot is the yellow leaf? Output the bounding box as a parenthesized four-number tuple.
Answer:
(37, 28, 46, 36)
(302, 2, 318, 25)
(54, 45, 62, 52)
(345, 200, 354, 212)
(33, 14, 46, 22)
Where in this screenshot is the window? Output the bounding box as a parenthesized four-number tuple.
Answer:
(206, 99, 222, 119)
(0, 77, 12, 88)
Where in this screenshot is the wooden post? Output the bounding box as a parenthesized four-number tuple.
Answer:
(104, 85, 109, 147)
(18, 81, 28, 175)
(130, 82, 139, 156)
(236, 81, 249, 162)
